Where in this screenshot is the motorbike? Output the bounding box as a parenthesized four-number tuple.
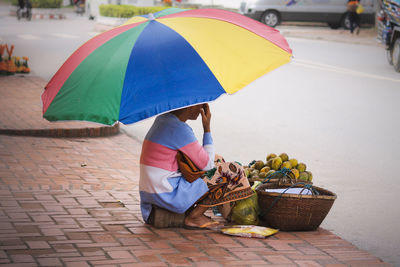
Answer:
(377, 0, 400, 72)
(17, 0, 32, 21)
(74, 0, 85, 15)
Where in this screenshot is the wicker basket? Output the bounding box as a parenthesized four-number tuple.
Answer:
(256, 183, 336, 231)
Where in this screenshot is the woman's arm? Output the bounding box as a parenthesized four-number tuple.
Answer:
(179, 104, 215, 170)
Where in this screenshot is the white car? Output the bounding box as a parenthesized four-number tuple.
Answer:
(239, 0, 377, 29)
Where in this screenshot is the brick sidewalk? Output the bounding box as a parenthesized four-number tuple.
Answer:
(0, 76, 392, 266)
(0, 76, 119, 137)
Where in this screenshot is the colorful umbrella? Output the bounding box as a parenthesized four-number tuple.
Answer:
(42, 8, 292, 125)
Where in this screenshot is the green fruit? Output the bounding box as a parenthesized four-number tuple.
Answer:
(281, 161, 292, 170)
(244, 168, 250, 177)
(298, 172, 309, 181)
(266, 153, 277, 161)
(289, 158, 298, 168)
(279, 153, 289, 162)
(259, 172, 268, 178)
(297, 163, 307, 172)
(250, 170, 259, 177)
(271, 157, 282, 170)
(260, 166, 270, 173)
(266, 159, 273, 168)
(254, 160, 264, 170)
(305, 171, 313, 182)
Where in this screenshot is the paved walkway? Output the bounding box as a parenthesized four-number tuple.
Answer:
(0, 75, 392, 266)
(0, 76, 119, 137)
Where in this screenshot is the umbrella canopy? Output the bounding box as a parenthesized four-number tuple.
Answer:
(42, 8, 292, 125)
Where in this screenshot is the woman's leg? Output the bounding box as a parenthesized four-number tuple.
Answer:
(349, 12, 355, 33)
(218, 203, 233, 219)
(184, 205, 219, 228)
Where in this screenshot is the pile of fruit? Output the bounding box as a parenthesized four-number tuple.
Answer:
(0, 44, 30, 76)
(244, 153, 313, 183)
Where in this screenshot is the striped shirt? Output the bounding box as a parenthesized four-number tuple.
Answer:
(139, 113, 215, 222)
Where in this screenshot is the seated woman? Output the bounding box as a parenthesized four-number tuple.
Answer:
(139, 103, 253, 229)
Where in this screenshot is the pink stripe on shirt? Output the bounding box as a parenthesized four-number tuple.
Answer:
(179, 141, 210, 170)
(140, 139, 178, 171)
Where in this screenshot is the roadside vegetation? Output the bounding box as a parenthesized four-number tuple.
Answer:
(99, 5, 170, 18)
(11, 0, 62, 8)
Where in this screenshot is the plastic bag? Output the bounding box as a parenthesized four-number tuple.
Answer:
(230, 182, 260, 225)
(356, 4, 364, 14)
(221, 225, 278, 238)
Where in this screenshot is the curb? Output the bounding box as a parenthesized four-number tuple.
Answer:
(31, 13, 65, 19)
(9, 6, 68, 20)
(0, 123, 120, 138)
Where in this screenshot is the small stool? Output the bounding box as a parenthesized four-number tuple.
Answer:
(147, 205, 185, 228)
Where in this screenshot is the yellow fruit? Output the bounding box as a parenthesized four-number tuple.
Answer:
(298, 172, 309, 181)
(305, 171, 313, 182)
(271, 157, 282, 170)
(266, 170, 276, 177)
(289, 158, 298, 168)
(254, 160, 264, 170)
(281, 161, 291, 170)
(279, 153, 289, 162)
(297, 163, 307, 172)
(260, 166, 270, 173)
(266, 153, 277, 161)
(291, 169, 300, 179)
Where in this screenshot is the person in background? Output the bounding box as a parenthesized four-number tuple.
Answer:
(347, 0, 361, 34)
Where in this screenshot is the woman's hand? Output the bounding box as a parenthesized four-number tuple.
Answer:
(200, 103, 211, 133)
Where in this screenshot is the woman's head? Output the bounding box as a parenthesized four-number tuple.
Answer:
(171, 104, 204, 122)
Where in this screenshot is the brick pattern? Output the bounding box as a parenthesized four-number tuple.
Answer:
(0, 76, 118, 138)
(0, 76, 393, 266)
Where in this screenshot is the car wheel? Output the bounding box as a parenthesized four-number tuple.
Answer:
(342, 13, 351, 29)
(387, 49, 393, 65)
(392, 38, 400, 72)
(261, 10, 280, 27)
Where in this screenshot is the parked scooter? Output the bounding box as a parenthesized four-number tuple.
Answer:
(74, 0, 85, 15)
(17, 0, 32, 21)
(377, 0, 400, 72)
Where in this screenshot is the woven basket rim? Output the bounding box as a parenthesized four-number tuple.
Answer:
(255, 183, 337, 200)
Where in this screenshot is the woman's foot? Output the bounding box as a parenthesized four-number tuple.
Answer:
(184, 214, 221, 230)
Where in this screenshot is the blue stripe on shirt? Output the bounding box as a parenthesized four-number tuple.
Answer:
(145, 114, 197, 149)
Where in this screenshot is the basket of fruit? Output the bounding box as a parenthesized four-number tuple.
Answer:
(244, 153, 313, 186)
(255, 182, 336, 231)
